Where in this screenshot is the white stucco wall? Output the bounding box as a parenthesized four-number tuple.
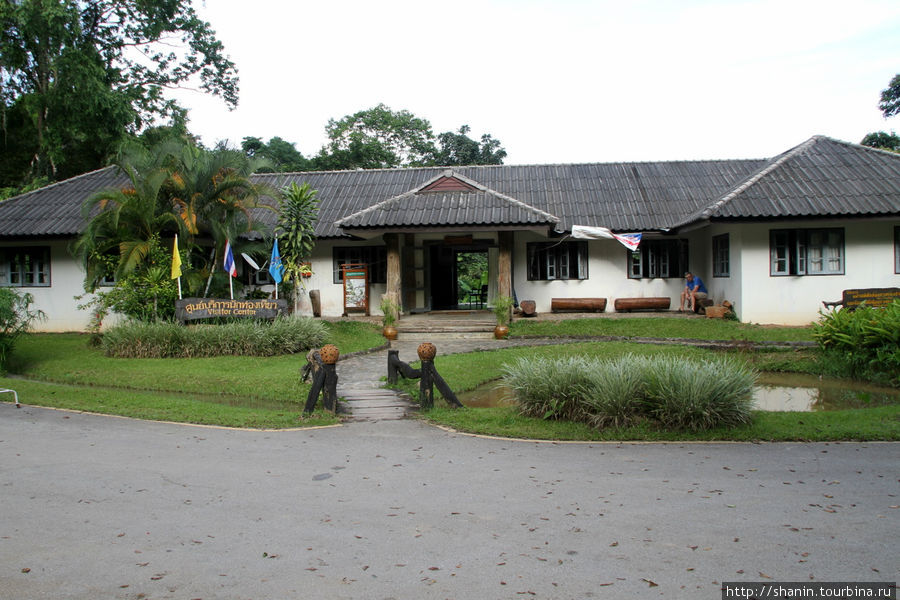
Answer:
(512, 231, 690, 313)
(735, 219, 900, 325)
(2, 240, 97, 332)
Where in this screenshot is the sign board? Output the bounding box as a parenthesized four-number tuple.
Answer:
(342, 263, 369, 315)
(824, 288, 900, 310)
(175, 298, 288, 322)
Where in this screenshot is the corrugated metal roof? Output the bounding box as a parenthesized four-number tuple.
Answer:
(0, 167, 126, 237)
(2, 136, 896, 241)
(334, 170, 560, 229)
(677, 136, 900, 225)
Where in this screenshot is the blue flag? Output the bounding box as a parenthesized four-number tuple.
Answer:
(269, 239, 284, 284)
(223, 240, 237, 277)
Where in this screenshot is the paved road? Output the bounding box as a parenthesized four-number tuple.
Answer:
(1, 403, 897, 599)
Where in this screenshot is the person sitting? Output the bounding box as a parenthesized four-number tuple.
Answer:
(679, 271, 708, 312)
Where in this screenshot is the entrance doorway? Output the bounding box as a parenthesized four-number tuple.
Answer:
(428, 246, 489, 310)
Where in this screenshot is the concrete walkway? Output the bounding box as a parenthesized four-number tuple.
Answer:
(336, 337, 580, 420)
(1, 404, 897, 599)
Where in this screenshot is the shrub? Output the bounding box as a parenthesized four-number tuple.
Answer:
(0, 288, 45, 370)
(813, 301, 900, 385)
(101, 316, 327, 358)
(502, 354, 756, 431)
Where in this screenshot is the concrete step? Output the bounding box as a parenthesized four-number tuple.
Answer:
(396, 330, 496, 341)
(338, 389, 419, 421)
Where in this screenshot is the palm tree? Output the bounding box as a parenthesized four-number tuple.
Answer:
(73, 143, 180, 290)
(165, 144, 275, 296)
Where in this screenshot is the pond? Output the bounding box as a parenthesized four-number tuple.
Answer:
(456, 373, 900, 412)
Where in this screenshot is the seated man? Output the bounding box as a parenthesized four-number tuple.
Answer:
(679, 271, 708, 312)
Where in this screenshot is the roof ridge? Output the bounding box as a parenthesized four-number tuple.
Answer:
(3, 165, 119, 204)
(693, 136, 823, 221)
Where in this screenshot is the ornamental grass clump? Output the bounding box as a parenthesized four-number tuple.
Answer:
(641, 356, 756, 431)
(581, 355, 649, 428)
(101, 317, 327, 358)
(501, 356, 594, 421)
(501, 354, 756, 431)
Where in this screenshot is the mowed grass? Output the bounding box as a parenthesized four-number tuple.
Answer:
(2, 320, 384, 429)
(511, 317, 815, 342)
(392, 341, 900, 441)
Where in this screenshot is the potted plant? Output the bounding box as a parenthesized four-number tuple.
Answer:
(493, 295, 514, 339)
(380, 295, 399, 340)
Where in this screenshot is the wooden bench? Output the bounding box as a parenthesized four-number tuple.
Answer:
(614, 297, 670, 312)
(823, 288, 900, 310)
(551, 298, 607, 313)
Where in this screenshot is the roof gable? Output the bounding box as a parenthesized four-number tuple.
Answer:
(334, 170, 561, 230)
(678, 136, 900, 225)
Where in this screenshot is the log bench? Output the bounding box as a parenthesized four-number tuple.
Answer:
(614, 297, 671, 312)
(551, 298, 607, 313)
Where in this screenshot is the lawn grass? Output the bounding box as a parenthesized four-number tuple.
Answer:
(0, 376, 335, 429)
(391, 341, 899, 441)
(511, 317, 815, 342)
(2, 320, 383, 429)
(423, 405, 900, 442)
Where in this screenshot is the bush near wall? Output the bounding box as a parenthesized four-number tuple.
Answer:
(503, 354, 756, 432)
(813, 300, 900, 386)
(101, 317, 327, 358)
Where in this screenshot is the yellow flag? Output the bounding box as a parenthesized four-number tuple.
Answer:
(171, 235, 182, 279)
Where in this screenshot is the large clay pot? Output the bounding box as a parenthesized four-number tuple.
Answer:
(494, 324, 509, 339)
(417, 342, 437, 361)
(382, 325, 398, 340)
(319, 344, 340, 364)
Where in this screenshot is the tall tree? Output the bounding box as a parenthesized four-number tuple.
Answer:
(0, 0, 238, 184)
(433, 125, 507, 166)
(878, 73, 900, 119)
(241, 136, 309, 172)
(314, 103, 437, 170)
(860, 131, 900, 152)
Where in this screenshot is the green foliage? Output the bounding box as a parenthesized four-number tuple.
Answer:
(878, 73, 900, 119)
(501, 357, 595, 421)
(813, 301, 900, 385)
(860, 131, 900, 152)
(101, 316, 327, 358)
(380, 295, 398, 327)
(641, 355, 756, 430)
(312, 104, 507, 170)
(503, 354, 756, 431)
(0, 288, 45, 370)
(433, 125, 507, 166)
(316, 103, 437, 169)
(79, 235, 180, 322)
(241, 136, 309, 172)
(0, 0, 237, 186)
(493, 295, 514, 326)
(277, 182, 318, 311)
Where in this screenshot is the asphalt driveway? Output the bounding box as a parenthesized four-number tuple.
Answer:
(1, 404, 897, 599)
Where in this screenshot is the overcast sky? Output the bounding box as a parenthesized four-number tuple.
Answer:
(173, 0, 900, 165)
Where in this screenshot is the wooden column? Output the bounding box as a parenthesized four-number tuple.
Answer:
(384, 233, 401, 319)
(498, 231, 513, 301)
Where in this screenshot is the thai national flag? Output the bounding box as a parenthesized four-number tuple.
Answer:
(223, 240, 237, 277)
